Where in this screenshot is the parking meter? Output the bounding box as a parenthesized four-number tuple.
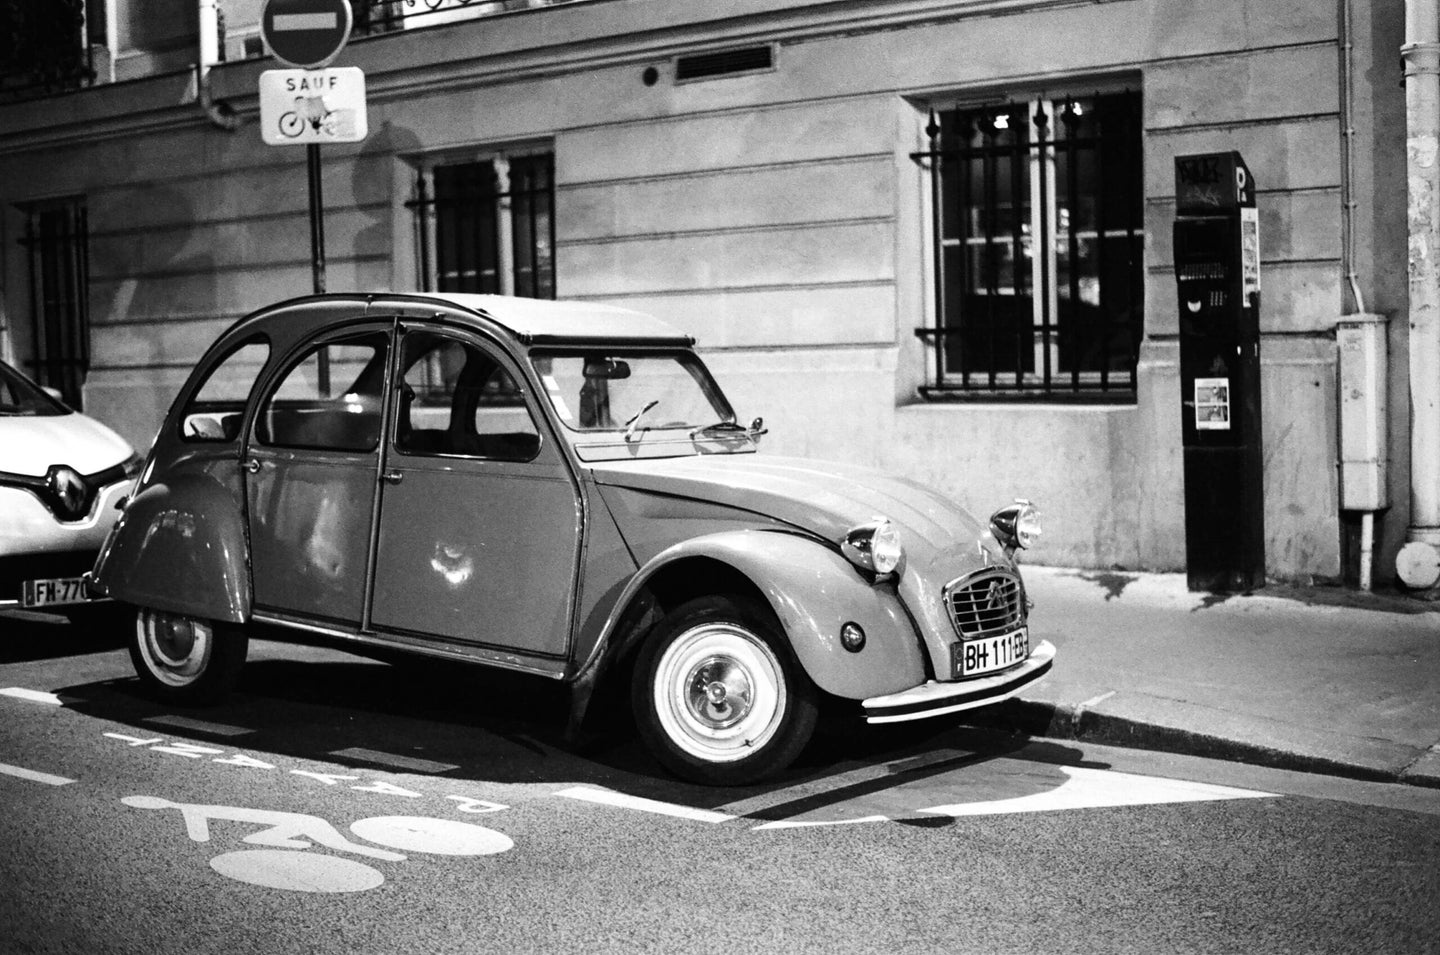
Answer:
(1173, 152, 1264, 592)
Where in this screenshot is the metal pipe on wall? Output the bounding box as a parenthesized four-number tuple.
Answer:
(1397, 0, 1440, 589)
(196, 0, 241, 130)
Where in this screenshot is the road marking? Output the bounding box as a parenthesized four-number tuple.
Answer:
(717, 749, 983, 820)
(1, 687, 63, 706)
(554, 786, 735, 824)
(920, 765, 1275, 818)
(329, 747, 459, 774)
(0, 761, 75, 786)
(753, 815, 890, 831)
(144, 715, 254, 737)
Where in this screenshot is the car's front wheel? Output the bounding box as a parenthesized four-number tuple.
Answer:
(632, 595, 818, 786)
(128, 607, 248, 705)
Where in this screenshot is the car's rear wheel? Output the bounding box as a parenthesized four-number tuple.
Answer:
(128, 607, 248, 705)
(632, 595, 818, 786)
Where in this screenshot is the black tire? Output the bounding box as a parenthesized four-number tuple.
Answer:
(631, 594, 818, 786)
(127, 606, 248, 705)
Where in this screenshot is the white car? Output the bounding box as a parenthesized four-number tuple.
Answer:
(0, 359, 140, 615)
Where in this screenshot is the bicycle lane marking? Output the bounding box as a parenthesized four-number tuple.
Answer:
(0, 761, 75, 786)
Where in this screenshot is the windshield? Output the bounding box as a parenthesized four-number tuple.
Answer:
(0, 360, 67, 417)
(531, 350, 734, 436)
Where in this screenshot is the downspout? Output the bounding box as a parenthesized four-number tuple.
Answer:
(1338, 0, 1388, 590)
(1397, 0, 1440, 589)
(196, 0, 241, 131)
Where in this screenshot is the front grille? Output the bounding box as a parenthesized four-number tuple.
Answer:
(945, 569, 1024, 638)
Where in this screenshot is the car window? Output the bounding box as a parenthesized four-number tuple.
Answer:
(256, 331, 388, 452)
(395, 331, 540, 462)
(179, 338, 270, 442)
(0, 360, 67, 417)
(531, 351, 734, 433)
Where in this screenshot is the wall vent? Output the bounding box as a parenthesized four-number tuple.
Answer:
(674, 45, 774, 82)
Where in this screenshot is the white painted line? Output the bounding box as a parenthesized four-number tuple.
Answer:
(0, 761, 75, 787)
(1078, 690, 1117, 710)
(273, 13, 337, 31)
(330, 747, 459, 775)
(920, 765, 1276, 818)
(0, 687, 63, 706)
(752, 814, 889, 831)
(716, 748, 975, 817)
(144, 715, 254, 737)
(554, 786, 735, 824)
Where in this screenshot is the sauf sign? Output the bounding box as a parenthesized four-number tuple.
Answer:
(258, 0, 367, 146)
(259, 68, 368, 145)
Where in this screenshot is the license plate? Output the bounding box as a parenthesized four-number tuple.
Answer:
(21, 576, 92, 609)
(953, 629, 1029, 678)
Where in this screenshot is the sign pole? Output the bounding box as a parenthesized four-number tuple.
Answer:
(307, 142, 326, 295)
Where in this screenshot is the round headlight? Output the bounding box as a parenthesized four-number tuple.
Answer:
(841, 518, 905, 577)
(990, 499, 1042, 550)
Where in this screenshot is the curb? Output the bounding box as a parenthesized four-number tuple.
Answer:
(968, 699, 1440, 790)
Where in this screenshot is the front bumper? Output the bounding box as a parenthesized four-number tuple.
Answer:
(861, 639, 1055, 724)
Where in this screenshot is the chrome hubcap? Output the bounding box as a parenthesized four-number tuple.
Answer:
(136, 609, 213, 688)
(653, 622, 786, 763)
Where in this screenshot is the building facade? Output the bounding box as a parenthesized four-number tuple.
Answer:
(0, 0, 1420, 584)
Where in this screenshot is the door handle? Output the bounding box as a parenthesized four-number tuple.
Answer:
(241, 457, 261, 474)
(382, 469, 403, 485)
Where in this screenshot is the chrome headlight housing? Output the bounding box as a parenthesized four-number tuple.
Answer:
(990, 500, 1042, 551)
(841, 518, 905, 578)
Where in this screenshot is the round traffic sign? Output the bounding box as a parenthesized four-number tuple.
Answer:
(261, 0, 353, 69)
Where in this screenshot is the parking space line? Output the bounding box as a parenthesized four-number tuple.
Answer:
(0, 762, 75, 786)
(143, 715, 255, 737)
(329, 747, 460, 774)
(0, 688, 63, 706)
(554, 786, 735, 824)
(716, 749, 983, 820)
(752, 815, 890, 831)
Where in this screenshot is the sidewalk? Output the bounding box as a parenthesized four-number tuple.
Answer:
(975, 565, 1440, 788)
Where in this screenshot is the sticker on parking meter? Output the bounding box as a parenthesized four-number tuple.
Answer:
(1195, 378, 1231, 430)
(1240, 206, 1260, 302)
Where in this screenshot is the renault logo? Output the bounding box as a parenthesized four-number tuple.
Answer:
(45, 465, 91, 521)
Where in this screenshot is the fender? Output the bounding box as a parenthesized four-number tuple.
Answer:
(576, 529, 928, 703)
(92, 465, 249, 623)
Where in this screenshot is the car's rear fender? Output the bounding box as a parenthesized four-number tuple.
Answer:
(578, 529, 929, 703)
(91, 459, 249, 623)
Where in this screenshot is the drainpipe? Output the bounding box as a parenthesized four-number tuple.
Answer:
(1336, 0, 1390, 592)
(196, 0, 241, 131)
(1396, 0, 1440, 589)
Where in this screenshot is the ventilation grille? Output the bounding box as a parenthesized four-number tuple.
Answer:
(675, 45, 773, 81)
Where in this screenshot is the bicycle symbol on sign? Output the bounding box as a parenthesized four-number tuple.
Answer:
(277, 95, 356, 140)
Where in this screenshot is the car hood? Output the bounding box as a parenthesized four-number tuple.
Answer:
(587, 454, 988, 554)
(0, 413, 134, 477)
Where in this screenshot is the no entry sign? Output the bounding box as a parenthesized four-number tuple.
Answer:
(261, 0, 354, 69)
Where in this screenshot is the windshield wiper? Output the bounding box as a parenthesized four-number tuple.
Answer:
(623, 399, 660, 443)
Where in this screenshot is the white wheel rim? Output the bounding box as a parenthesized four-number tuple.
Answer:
(136, 609, 214, 688)
(652, 622, 787, 763)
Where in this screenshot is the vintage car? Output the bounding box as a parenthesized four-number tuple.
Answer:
(0, 357, 140, 617)
(92, 292, 1053, 785)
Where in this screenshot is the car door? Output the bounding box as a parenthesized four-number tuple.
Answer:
(367, 324, 582, 658)
(243, 323, 392, 626)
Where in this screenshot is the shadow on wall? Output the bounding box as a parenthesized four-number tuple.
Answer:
(352, 121, 424, 291)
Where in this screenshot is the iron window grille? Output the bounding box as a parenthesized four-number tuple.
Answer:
(352, 0, 589, 35)
(15, 198, 91, 410)
(912, 90, 1144, 401)
(408, 152, 556, 300)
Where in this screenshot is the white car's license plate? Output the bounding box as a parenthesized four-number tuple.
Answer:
(21, 576, 92, 609)
(954, 629, 1029, 678)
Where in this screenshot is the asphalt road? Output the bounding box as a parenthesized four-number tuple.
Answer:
(2, 610, 1438, 955)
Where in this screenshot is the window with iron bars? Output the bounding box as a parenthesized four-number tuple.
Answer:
(914, 89, 1144, 400)
(15, 198, 91, 410)
(409, 153, 555, 299)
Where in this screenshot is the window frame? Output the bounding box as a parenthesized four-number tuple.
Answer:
(913, 82, 1144, 402)
(407, 145, 557, 300)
